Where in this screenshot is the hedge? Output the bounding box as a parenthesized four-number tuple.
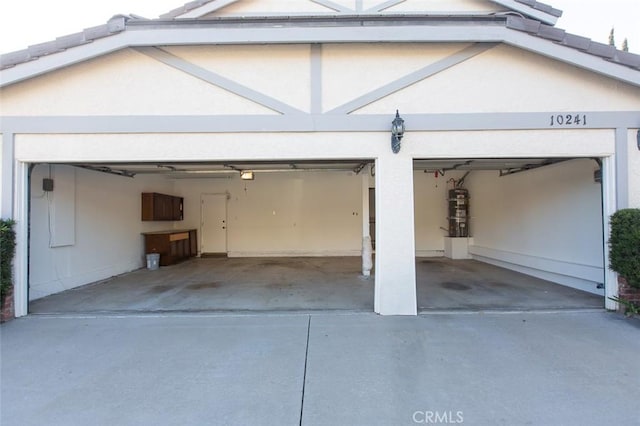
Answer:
(609, 209, 640, 289)
(0, 219, 16, 298)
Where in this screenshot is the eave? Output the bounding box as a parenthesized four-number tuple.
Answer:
(0, 15, 638, 88)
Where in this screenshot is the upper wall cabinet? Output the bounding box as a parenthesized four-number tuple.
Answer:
(141, 192, 183, 221)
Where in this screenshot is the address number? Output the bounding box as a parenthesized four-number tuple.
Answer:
(550, 114, 587, 127)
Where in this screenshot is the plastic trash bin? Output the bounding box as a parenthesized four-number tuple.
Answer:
(146, 253, 160, 270)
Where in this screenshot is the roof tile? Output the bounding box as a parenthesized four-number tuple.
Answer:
(561, 33, 591, 51)
(55, 33, 89, 50)
(161, 0, 213, 19)
(537, 25, 565, 42)
(28, 40, 62, 58)
(587, 41, 617, 59)
(107, 16, 128, 32)
(506, 16, 540, 33)
(0, 50, 31, 69)
(615, 51, 640, 68)
(515, 0, 562, 18)
(83, 24, 113, 41)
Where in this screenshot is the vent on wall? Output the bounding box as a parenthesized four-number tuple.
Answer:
(42, 178, 54, 192)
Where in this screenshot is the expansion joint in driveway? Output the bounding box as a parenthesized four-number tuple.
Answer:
(299, 315, 311, 426)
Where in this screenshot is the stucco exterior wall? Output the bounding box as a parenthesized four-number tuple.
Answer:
(383, 0, 503, 13)
(210, 0, 503, 16)
(357, 44, 640, 114)
(2, 43, 639, 117)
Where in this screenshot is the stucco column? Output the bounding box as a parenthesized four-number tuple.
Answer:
(1, 133, 14, 218)
(374, 155, 417, 315)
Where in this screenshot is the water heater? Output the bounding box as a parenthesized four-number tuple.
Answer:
(448, 188, 469, 237)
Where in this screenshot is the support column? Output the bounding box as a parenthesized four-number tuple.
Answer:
(602, 155, 618, 311)
(615, 128, 629, 209)
(1, 132, 14, 218)
(374, 155, 417, 315)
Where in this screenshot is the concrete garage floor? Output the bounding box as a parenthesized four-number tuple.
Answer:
(29, 257, 603, 314)
(30, 257, 375, 314)
(416, 258, 603, 312)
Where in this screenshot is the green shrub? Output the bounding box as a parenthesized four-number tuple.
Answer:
(609, 209, 640, 289)
(0, 219, 16, 298)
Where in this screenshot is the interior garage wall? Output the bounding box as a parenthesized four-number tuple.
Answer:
(413, 170, 466, 256)
(465, 159, 605, 294)
(29, 165, 174, 300)
(174, 171, 363, 257)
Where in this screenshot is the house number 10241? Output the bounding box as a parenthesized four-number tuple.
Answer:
(550, 114, 588, 126)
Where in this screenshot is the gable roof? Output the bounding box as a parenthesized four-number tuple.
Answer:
(0, 2, 639, 88)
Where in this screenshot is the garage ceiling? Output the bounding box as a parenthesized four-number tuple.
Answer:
(66, 158, 573, 179)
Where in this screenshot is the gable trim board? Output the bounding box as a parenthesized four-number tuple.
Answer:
(2, 112, 638, 135)
(1, 16, 639, 88)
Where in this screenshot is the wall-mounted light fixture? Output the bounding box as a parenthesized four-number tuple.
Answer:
(391, 110, 405, 154)
(240, 170, 254, 180)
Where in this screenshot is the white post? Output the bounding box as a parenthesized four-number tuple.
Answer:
(1, 133, 14, 218)
(13, 161, 29, 317)
(601, 155, 618, 311)
(374, 155, 417, 315)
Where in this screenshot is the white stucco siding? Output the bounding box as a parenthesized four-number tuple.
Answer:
(209, 0, 333, 16)
(0, 49, 276, 116)
(406, 129, 615, 159)
(465, 159, 605, 294)
(14, 132, 388, 162)
(629, 129, 640, 208)
(2, 42, 638, 118)
(206, 0, 504, 15)
(174, 172, 363, 256)
(163, 45, 312, 113)
(322, 43, 472, 112)
(380, 0, 503, 13)
(28, 165, 175, 300)
(356, 44, 640, 114)
(14, 129, 615, 164)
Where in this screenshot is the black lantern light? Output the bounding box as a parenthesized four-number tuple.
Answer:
(391, 110, 405, 154)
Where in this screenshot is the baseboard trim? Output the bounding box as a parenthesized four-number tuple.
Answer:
(469, 246, 604, 295)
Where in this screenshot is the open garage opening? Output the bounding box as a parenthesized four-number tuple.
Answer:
(26, 160, 376, 314)
(413, 157, 606, 312)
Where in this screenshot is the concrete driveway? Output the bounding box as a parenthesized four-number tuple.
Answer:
(1, 311, 638, 425)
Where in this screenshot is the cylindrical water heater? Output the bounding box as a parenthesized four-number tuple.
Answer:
(448, 188, 469, 237)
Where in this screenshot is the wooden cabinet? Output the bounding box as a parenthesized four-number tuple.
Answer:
(142, 229, 197, 266)
(141, 193, 183, 221)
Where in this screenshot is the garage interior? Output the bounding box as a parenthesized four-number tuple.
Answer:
(27, 157, 604, 314)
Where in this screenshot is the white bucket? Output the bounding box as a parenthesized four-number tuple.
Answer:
(146, 253, 160, 270)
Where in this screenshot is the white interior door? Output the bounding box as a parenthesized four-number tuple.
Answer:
(201, 193, 227, 254)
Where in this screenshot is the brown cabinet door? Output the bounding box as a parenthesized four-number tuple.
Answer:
(142, 193, 184, 221)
